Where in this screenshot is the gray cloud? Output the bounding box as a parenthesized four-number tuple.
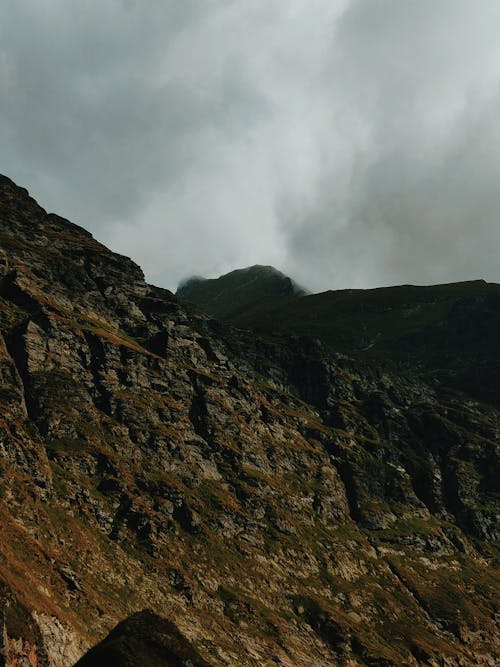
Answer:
(281, 0, 500, 290)
(1, 1, 500, 291)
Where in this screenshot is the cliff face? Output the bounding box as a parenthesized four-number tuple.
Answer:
(0, 175, 498, 666)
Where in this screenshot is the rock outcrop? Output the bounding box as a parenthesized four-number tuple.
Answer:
(75, 610, 214, 667)
(0, 175, 498, 666)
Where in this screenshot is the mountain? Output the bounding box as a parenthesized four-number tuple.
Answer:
(176, 265, 308, 320)
(0, 174, 498, 666)
(178, 269, 500, 406)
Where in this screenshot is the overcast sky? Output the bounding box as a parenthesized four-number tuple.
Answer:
(2, 1, 500, 292)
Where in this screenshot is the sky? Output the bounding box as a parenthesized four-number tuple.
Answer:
(2, 0, 500, 293)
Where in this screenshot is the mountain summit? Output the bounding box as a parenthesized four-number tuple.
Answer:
(176, 264, 308, 322)
(0, 175, 498, 666)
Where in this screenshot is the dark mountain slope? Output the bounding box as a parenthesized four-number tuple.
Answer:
(178, 269, 500, 406)
(0, 175, 498, 666)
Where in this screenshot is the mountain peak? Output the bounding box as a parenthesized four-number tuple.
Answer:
(176, 264, 308, 321)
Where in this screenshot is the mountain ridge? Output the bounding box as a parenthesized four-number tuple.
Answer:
(177, 265, 500, 407)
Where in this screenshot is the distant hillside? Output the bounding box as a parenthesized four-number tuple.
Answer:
(176, 265, 308, 321)
(179, 269, 500, 405)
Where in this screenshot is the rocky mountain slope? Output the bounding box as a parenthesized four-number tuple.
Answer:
(0, 174, 498, 666)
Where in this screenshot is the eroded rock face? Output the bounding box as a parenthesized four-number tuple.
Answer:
(0, 583, 82, 667)
(0, 174, 498, 666)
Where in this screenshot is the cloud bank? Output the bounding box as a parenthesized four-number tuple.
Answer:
(2, 0, 500, 291)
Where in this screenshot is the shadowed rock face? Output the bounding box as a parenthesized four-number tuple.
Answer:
(0, 174, 498, 666)
(75, 610, 214, 667)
